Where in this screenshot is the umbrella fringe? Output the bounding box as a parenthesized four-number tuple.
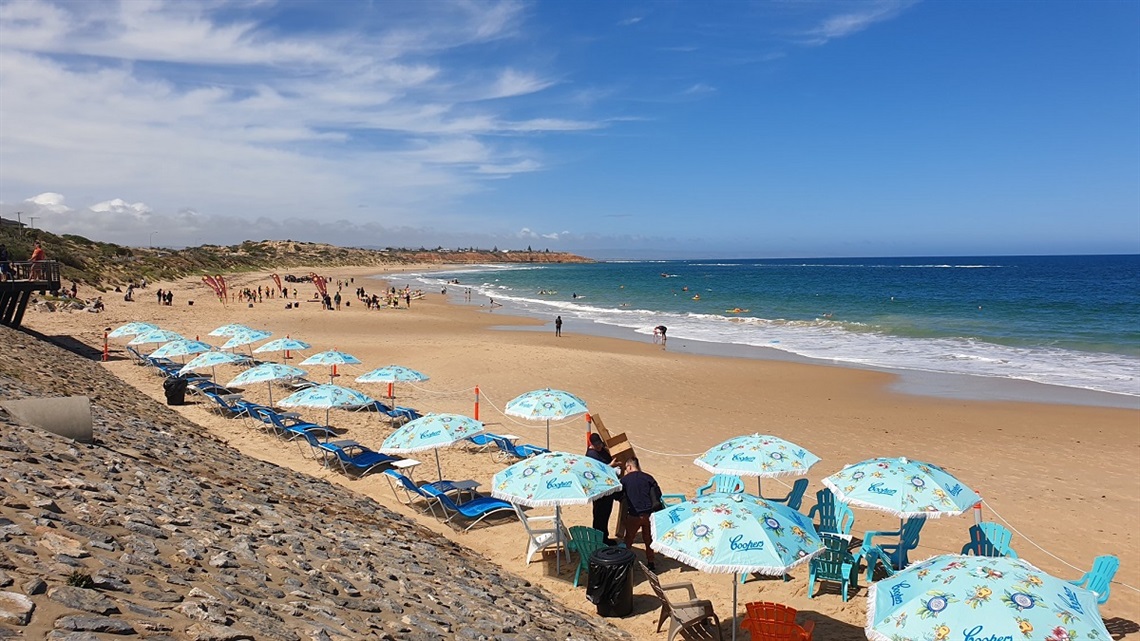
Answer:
(820, 478, 968, 519)
(864, 581, 892, 641)
(491, 484, 622, 509)
(693, 459, 816, 479)
(649, 542, 820, 576)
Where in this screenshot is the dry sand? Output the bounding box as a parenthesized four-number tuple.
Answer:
(25, 266, 1140, 639)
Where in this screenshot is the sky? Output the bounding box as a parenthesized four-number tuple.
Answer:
(0, 0, 1137, 259)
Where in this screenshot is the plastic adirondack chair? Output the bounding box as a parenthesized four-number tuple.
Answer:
(861, 517, 925, 582)
(961, 522, 1018, 558)
(567, 526, 607, 588)
(639, 561, 723, 641)
(1070, 555, 1119, 604)
(430, 491, 515, 532)
(513, 504, 571, 565)
(696, 474, 745, 497)
(763, 478, 809, 511)
(741, 618, 814, 641)
(807, 488, 856, 537)
(661, 492, 687, 507)
(808, 533, 862, 602)
(744, 601, 797, 623)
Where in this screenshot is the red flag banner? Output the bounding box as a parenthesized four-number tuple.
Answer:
(271, 273, 283, 293)
(202, 275, 224, 303)
(309, 273, 327, 298)
(218, 275, 228, 302)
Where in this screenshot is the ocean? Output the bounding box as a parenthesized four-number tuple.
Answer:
(384, 255, 1140, 406)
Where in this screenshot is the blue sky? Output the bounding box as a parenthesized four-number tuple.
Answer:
(0, 0, 1136, 258)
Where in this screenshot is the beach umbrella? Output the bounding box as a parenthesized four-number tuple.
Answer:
(226, 362, 307, 405)
(491, 451, 622, 574)
(355, 365, 429, 405)
(221, 328, 272, 353)
(651, 492, 824, 641)
(149, 339, 215, 360)
(177, 350, 249, 381)
(108, 322, 159, 338)
(253, 337, 312, 363)
(277, 383, 374, 428)
(128, 329, 184, 346)
(300, 349, 363, 382)
(867, 554, 1111, 641)
(208, 323, 252, 337)
(695, 434, 821, 496)
(504, 388, 588, 449)
(821, 456, 981, 519)
(380, 413, 484, 481)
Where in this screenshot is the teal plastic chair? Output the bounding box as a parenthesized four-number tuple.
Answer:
(808, 533, 862, 602)
(661, 492, 688, 507)
(695, 474, 745, 497)
(807, 488, 856, 537)
(961, 522, 1018, 558)
(860, 517, 925, 582)
(567, 526, 609, 588)
(1070, 555, 1119, 604)
(763, 478, 809, 511)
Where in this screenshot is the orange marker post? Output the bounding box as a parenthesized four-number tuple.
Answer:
(474, 386, 480, 421)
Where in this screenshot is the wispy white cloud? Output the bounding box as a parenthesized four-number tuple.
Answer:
(682, 83, 716, 96)
(799, 1, 917, 46)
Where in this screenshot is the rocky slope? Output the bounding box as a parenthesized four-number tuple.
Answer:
(0, 325, 626, 640)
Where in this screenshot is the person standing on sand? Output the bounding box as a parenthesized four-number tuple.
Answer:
(585, 433, 615, 542)
(555, 316, 562, 337)
(620, 457, 662, 571)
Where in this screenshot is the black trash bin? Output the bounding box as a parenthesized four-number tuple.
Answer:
(585, 546, 635, 617)
(163, 377, 188, 406)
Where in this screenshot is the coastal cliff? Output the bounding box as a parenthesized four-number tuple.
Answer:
(0, 325, 624, 640)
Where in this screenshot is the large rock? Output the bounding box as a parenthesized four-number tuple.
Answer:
(0, 590, 34, 625)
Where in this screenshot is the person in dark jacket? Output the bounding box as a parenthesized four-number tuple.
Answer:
(585, 433, 615, 542)
(620, 457, 662, 570)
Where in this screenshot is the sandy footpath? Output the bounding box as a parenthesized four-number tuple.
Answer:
(24, 265, 1139, 639)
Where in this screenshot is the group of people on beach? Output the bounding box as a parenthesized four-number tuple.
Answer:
(585, 433, 663, 570)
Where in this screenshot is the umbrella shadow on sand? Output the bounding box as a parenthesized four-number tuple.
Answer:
(1104, 617, 1139, 640)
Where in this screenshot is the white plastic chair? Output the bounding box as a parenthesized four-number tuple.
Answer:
(512, 504, 571, 565)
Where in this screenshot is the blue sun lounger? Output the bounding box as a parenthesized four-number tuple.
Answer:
(303, 434, 396, 478)
(489, 435, 548, 462)
(427, 489, 515, 532)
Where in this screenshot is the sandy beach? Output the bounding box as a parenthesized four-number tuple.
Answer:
(24, 266, 1140, 639)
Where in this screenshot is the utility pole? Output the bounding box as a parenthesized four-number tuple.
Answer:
(150, 231, 158, 249)
(15, 211, 21, 226)
(28, 217, 39, 229)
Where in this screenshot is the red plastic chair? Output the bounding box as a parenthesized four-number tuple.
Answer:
(741, 618, 815, 641)
(744, 601, 796, 623)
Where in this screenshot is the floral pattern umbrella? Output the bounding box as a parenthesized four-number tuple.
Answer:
(277, 383, 374, 427)
(492, 451, 622, 574)
(380, 413, 484, 481)
(149, 339, 215, 360)
(651, 492, 824, 641)
(226, 362, 308, 405)
(176, 350, 249, 380)
(208, 323, 252, 337)
(695, 434, 821, 497)
(822, 457, 981, 519)
(504, 388, 589, 449)
(127, 329, 184, 345)
(356, 365, 429, 405)
(867, 555, 1110, 641)
(253, 337, 312, 363)
(221, 328, 272, 352)
(300, 349, 363, 382)
(108, 322, 158, 338)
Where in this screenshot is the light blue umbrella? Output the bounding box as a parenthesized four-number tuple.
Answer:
(128, 329, 184, 345)
(208, 323, 252, 337)
(253, 337, 312, 363)
(108, 322, 158, 338)
(149, 339, 214, 360)
(651, 492, 824, 641)
(867, 554, 1110, 641)
(221, 328, 272, 352)
(176, 350, 248, 380)
(504, 388, 589, 449)
(491, 451, 622, 574)
(695, 434, 821, 496)
(356, 365, 429, 405)
(226, 362, 307, 405)
(380, 413, 485, 481)
(301, 350, 363, 382)
(277, 383, 374, 427)
(822, 456, 981, 519)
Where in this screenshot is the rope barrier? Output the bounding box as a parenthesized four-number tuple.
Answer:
(983, 499, 1138, 593)
(405, 381, 476, 396)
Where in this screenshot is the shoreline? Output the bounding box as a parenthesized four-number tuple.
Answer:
(22, 263, 1138, 639)
(376, 267, 1140, 411)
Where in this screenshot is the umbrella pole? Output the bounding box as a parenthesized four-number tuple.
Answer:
(434, 449, 443, 483)
(555, 505, 562, 575)
(732, 574, 738, 641)
(267, 382, 273, 406)
(546, 419, 551, 449)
